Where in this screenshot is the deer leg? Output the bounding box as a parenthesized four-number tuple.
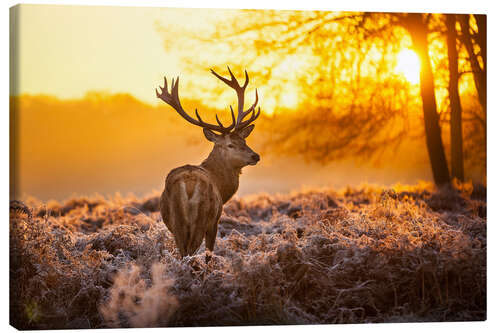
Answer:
(205, 221, 219, 252)
(205, 221, 219, 263)
(173, 235, 187, 258)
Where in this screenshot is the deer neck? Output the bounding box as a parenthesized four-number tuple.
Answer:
(201, 149, 241, 203)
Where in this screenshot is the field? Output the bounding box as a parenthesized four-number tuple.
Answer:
(10, 182, 486, 329)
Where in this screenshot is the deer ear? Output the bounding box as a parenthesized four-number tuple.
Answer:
(237, 124, 255, 139)
(203, 128, 220, 142)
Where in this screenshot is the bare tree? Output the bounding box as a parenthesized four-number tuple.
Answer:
(446, 14, 464, 181)
(398, 13, 450, 185)
(459, 14, 486, 116)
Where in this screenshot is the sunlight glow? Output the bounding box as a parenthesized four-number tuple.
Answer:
(279, 91, 299, 110)
(395, 49, 421, 84)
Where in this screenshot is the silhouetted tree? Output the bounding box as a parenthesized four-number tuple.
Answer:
(446, 14, 464, 181)
(459, 14, 486, 116)
(397, 13, 450, 185)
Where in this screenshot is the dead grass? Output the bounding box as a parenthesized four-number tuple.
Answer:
(10, 182, 486, 329)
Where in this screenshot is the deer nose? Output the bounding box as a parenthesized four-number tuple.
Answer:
(252, 153, 260, 162)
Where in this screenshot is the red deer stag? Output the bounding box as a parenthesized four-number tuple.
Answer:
(156, 67, 261, 258)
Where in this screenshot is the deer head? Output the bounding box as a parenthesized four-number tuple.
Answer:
(156, 67, 261, 169)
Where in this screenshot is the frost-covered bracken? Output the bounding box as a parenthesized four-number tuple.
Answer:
(10, 182, 486, 329)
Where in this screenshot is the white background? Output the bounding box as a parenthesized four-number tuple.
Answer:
(2, 0, 498, 332)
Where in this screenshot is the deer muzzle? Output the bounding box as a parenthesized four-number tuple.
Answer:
(249, 153, 260, 165)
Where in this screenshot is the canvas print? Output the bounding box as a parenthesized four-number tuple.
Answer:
(9, 4, 486, 329)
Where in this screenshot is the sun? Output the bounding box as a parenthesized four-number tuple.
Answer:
(395, 49, 421, 84)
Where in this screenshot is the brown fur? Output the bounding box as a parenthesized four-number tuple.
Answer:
(160, 132, 259, 257)
(160, 166, 222, 257)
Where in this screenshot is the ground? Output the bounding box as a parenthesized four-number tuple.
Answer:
(9, 182, 486, 329)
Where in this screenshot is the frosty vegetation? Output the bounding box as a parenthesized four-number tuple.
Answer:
(10, 182, 486, 329)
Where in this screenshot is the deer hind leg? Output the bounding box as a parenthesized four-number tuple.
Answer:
(205, 221, 218, 252)
(171, 210, 204, 257)
(169, 198, 189, 257)
(204, 203, 221, 264)
(173, 179, 211, 257)
(204, 220, 219, 264)
(167, 183, 198, 257)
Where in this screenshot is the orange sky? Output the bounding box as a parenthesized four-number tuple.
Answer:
(12, 5, 227, 103)
(12, 4, 306, 113)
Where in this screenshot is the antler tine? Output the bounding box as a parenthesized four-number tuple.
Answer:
(194, 109, 203, 122)
(238, 89, 258, 123)
(242, 69, 249, 89)
(210, 68, 233, 87)
(172, 77, 181, 103)
(228, 105, 236, 125)
(227, 66, 238, 85)
(236, 106, 261, 130)
(156, 76, 168, 99)
(211, 66, 247, 90)
(215, 114, 225, 128)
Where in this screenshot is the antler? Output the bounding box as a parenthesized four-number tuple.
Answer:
(156, 76, 236, 133)
(156, 67, 260, 134)
(210, 67, 260, 131)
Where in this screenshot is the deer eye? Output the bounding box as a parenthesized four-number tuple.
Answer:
(227, 144, 235, 149)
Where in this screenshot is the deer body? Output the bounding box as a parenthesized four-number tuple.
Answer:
(160, 165, 222, 257)
(156, 68, 261, 257)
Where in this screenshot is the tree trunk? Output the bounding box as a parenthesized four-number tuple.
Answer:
(473, 14, 486, 70)
(446, 14, 465, 181)
(459, 14, 486, 115)
(404, 13, 450, 186)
